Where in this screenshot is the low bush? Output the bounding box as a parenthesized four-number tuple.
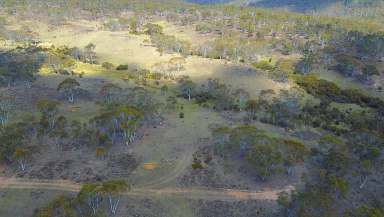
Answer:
(102, 62, 114, 69)
(116, 64, 128, 70)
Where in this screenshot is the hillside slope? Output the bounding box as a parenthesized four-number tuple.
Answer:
(187, 0, 384, 14)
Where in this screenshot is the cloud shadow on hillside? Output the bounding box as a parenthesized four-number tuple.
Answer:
(251, 0, 341, 12)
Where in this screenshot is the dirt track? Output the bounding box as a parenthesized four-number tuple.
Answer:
(0, 177, 294, 202)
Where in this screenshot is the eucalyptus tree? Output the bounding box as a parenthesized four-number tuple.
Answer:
(169, 57, 186, 74)
(33, 195, 77, 217)
(98, 83, 122, 104)
(77, 183, 103, 216)
(84, 43, 97, 64)
(37, 99, 60, 129)
(246, 141, 284, 181)
(144, 23, 164, 35)
(161, 85, 169, 96)
(233, 88, 250, 111)
(102, 180, 130, 215)
(0, 95, 13, 127)
(12, 147, 29, 171)
(92, 106, 142, 145)
(179, 80, 196, 101)
(362, 64, 380, 81)
(0, 123, 25, 165)
(57, 78, 81, 103)
(246, 99, 258, 121)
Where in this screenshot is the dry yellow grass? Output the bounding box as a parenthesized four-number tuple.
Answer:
(37, 20, 177, 68)
(158, 20, 214, 47)
(31, 19, 291, 96)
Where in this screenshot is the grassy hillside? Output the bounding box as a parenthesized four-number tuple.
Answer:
(0, 1, 383, 217)
(187, 0, 384, 22)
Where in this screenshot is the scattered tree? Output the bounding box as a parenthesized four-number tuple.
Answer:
(179, 80, 196, 101)
(98, 83, 122, 104)
(37, 99, 59, 129)
(102, 62, 114, 70)
(77, 183, 103, 215)
(0, 95, 13, 126)
(84, 43, 97, 64)
(362, 64, 380, 81)
(12, 147, 29, 171)
(246, 99, 258, 120)
(57, 78, 81, 103)
(169, 57, 186, 74)
(144, 23, 163, 35)
(102, 180, 130, 215)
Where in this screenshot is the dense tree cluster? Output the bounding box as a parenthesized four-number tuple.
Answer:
(0, 46, 46, 87)
(212, 126, 308, 180)
(295, 75, 384, 113)
(33, 180, 129, 217)
(178, 78, 251, 111)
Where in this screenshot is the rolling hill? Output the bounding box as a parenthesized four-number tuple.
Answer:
(186, 0, 384, 13)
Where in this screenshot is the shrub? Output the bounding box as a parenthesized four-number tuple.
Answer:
(144, 23, 163, 35)
(116, 64, 128, 70)
(192, 160, 203, 170)
(57, 69, 71, 75)
(102, 62, 114, 69)
(252, 60, 276, 71)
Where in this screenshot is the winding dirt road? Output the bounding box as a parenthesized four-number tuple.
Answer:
(0, 177, 294, 202)
(137, 145, 196, 189)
